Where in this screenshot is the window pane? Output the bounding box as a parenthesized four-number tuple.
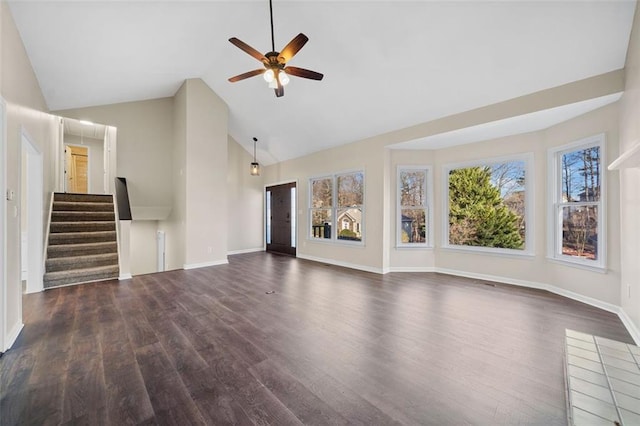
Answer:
(562, 146, 600, 202)
(291, 187, 296, 248)
(266, 191, 271, 244)
(337, 208, 362, 241)
(561, 205, 598, 261)
(400, 208, 426, 243)
(448, 162, 525, 249)
(311, 209, 332, 239)
(312, 178, 332, 208)
(400, 171, 425, 207)
(337, 172, 364, 207)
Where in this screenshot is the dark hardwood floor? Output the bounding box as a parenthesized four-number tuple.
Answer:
(1, 252, 634, 425)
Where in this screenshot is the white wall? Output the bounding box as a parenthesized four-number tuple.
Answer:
(64, 134, 104, 194)
(1, 0, 59, 349)
(619, 3, 640, 338)
(227, 135, 263, 254)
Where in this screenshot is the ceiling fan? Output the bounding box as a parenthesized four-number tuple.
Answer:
(228, 0, 324, 98)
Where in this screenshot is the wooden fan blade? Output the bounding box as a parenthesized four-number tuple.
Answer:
(228, 69, 265, 83)
(285, 66, 324, 81)
(229, 37, 267, 62)
(278, 33, 309, 63)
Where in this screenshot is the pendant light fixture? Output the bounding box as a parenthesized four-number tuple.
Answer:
(251, 137, 260, 176)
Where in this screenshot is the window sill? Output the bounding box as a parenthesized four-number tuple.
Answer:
(307, 238, 365, 248)
(441, 245, 534, 259)
(546, 256, 607, 274)
(395, 244, 434, 250)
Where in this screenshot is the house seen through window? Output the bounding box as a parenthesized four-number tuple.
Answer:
(310, 171, 364, 242)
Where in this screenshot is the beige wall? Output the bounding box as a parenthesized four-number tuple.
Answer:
(183, 79, 228, 267)
(434, 104, 620, 305)
(159, 82, 187, 271)
(1, 1, 58, 349)
(619, 3, 640, 337)
(267, 101, 622, 306)
(227, 135, 264, 254)
(55, 97, 174, 216)
(130, 220, 159, 276)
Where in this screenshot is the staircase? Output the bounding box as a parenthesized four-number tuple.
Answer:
(44, 193, 119, 288)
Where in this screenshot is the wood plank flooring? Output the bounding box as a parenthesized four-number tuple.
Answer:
(1, 252, 634, 425)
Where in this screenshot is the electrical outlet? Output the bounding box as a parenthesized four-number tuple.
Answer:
(207, 246, 212, 254)
(628, 283, 632, 298)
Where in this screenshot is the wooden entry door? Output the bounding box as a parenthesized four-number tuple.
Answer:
(65, 145, 88, 193)
(266, 182, 296, 256)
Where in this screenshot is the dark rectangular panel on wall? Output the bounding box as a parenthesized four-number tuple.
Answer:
(115, 177, 132, 220)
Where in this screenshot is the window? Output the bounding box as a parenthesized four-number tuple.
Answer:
(310, 171, 364, 243)
(444, 155, 531, 254)
(549, 135, 605, 269)
(397, 167, 432, 247)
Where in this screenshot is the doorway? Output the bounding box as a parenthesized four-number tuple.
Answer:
(266, 182, 296, 256)
(65, 144, 89, 193)
(22, 129, 43, 294)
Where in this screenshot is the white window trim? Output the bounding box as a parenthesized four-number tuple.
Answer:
(396, 165, 434, 248)
(442, 153, 534, 256)
(308, 169, 365, 246)
(547, 133, 606, 271)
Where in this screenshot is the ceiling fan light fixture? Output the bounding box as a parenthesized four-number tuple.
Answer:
(278, 70, 290, 86)
(263, 69, 275, 83)
(227, 0, 323, 97)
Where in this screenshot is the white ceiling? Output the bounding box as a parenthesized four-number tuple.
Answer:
(8, 1, 637, 165)
(63, 117, 107, 140)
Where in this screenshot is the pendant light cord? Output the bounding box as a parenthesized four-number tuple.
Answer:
(269, 0, 275, 52)
(253, 137, 258, 162)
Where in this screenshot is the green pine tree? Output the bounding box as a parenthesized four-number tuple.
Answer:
(449, 167, 524, 249)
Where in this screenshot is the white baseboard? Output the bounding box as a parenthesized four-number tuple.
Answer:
(618, 308, 640, 345)
(435, 267, 639, 345)
(228, 247, 263, 256)
(388, 266, 437, 273)
(292, 256, 640, 345)
(4, 322, 24, 352)
(297, 254, 385, 274)
(183, 259, 229, 270)
(119, 273, 133, 280)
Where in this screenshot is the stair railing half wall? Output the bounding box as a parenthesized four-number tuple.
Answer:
(114, 177, 132, 279)
(42, 192, 55, 281)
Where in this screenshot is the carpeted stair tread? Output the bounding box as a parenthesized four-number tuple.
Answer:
(46, 253, 119, 272)
(53, 193, 113, 203)
(53, 201, 115, 212)
(49, 231, 116, 245)
(50, 221, 115, 233)
(45, 193, 120, 289)
(51, 211, 115, 222)
(47, 241, 117, 258)
(44, 265, 119, 288)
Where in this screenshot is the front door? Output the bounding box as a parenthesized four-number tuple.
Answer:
(266, 182, 296, 256)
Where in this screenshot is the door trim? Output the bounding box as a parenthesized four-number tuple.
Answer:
(265, 180, 298, 256)
(64, 142, 91, 194)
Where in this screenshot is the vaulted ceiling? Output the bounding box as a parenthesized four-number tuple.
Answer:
(8, 1, 637, 164)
